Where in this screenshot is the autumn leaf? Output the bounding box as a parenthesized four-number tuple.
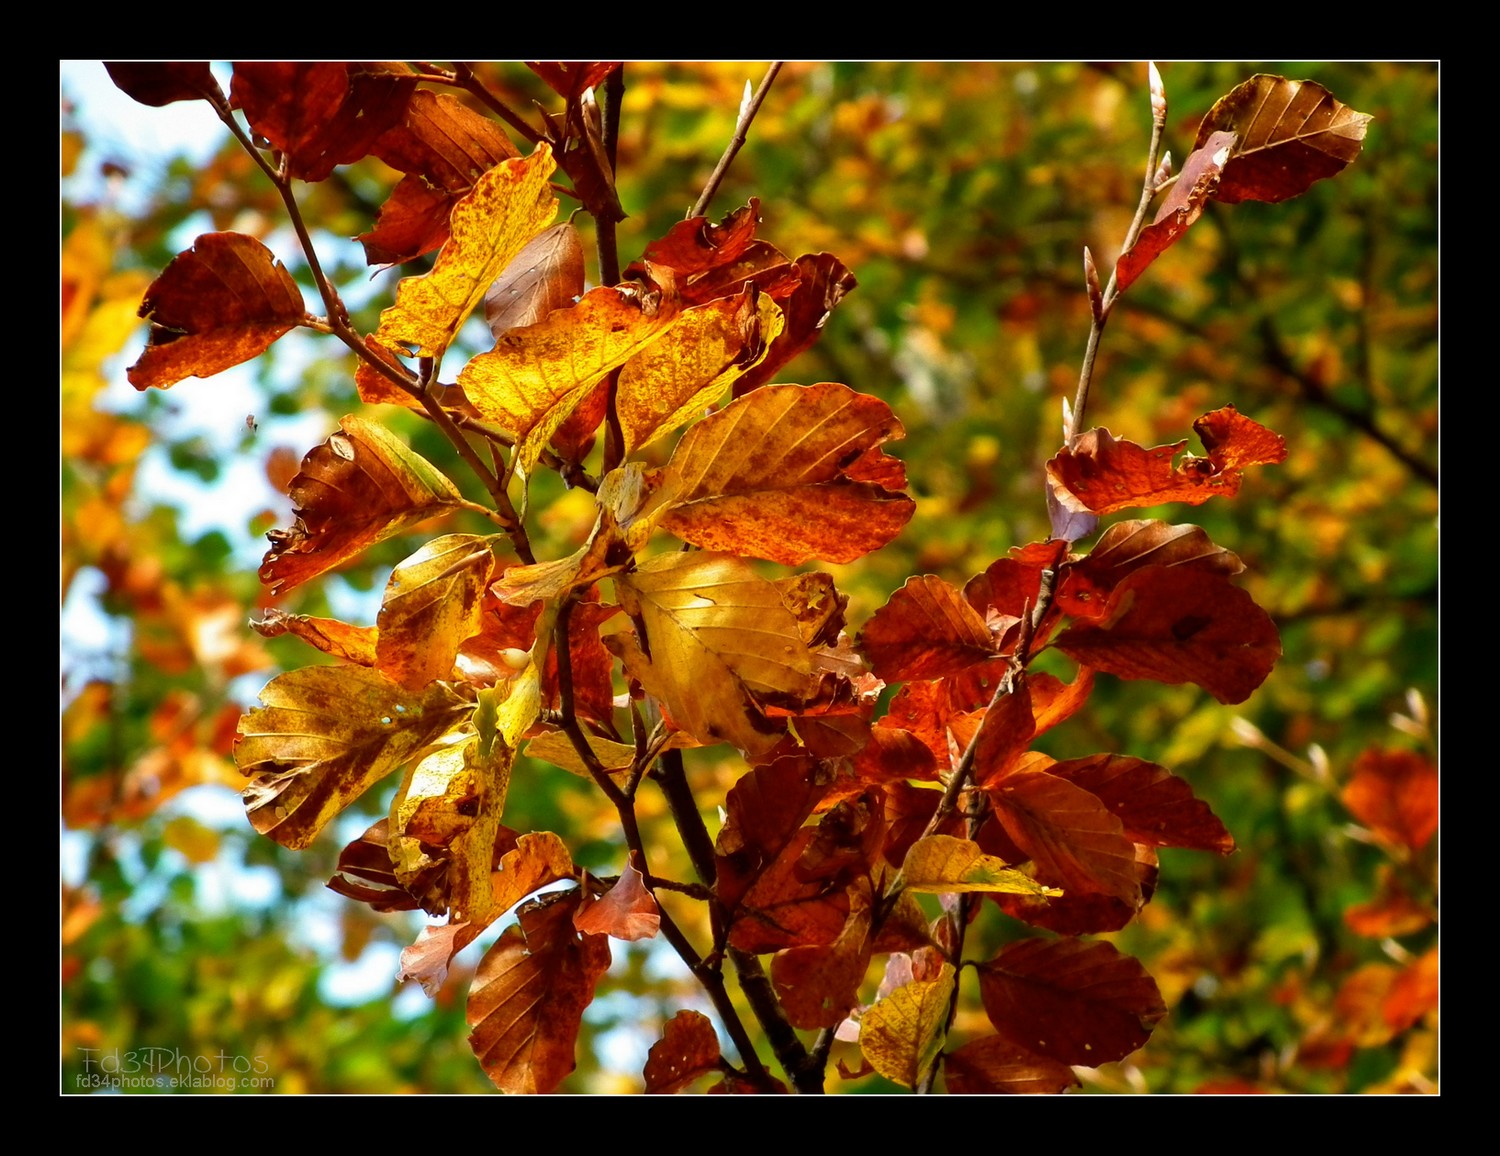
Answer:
(259, 416, 468, 595)
(484, 222, 585, 337)
(467, 893, 611, 1093)
(128, 232, 304, 390)
(977, 938, 1165, 1066)
(644, 1011, 724, 1094)
(1117, 130, 1236, 292)
(236, 666, 472, 850)
(328, 818, 451, 916)
(608, 552, 817, 755)
(640, 198, 764, 278)
(374, 145, 559, 360)
(859, 961, 955, 1088)
(731, 252, 859, 397)
(992, 770, 1142, 905)
(943, 1035, 1080, 1094)
(1197, 75, 1372, 204)
(106, 62, 217, 106)
(617, 286, 784, 453)
(1057, 520, 1243, 623)
(526, 62, 621, 99)
(1054, 567, 1280, 705)
(574, 863, 661, 941)
(715, 753, 829, 911)
(655, 382, 915, 565)
(772, 882, 874, 1029)
(375, 535, 496, 691)
(900, 835, 1060, 898)
(460, 271, 680, 471)
(230, 62, 416, 182)
(251, 609, 378, 667)
(1342, 749, 1439, 851)
(859, 575, 996, 682)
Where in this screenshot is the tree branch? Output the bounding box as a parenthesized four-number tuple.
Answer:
(690, 63, 784, 219)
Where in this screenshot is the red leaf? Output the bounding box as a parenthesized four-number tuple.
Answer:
(1342, 749, 1439, 851)
(860, 575, 996, 682)
(1048, 753, 1234, 853)
(644, 1011, 723, 1093)
(1116, 131, 1236, 291)
(977, 938, 1165, 1066)
(943, 1034, 1081, 1094)
(992, 769, 1142, 906)
(106, 62, 217, 106)
(574, 863, 661, 941)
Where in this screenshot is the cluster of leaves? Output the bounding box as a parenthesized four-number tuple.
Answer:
(67, 62, 1434, 1093)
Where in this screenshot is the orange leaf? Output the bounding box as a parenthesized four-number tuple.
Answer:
(860, 575, 996, 682)
(574, 863, 661, 942)
(656, 382, 914, 565)
(1342, 749, 1439, 851)
(992, 769, 1141, 906)
(128, 232, 304, 390)
(772, 882, 874, 1029)
(467, 894, 611, 1093)
(977, 938, 1165, 1065)
(251, 609, 378, 667)
(644, 1011, 723, 1093)
(1116, 130, 1236, 291)
(1197, 75, 1372, 204)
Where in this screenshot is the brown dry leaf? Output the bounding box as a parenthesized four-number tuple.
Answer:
(251, 609, 378, 667)
(1116, 130, 1236, 292)
(259, 416, 467, 595)
(727, 829, 851, 953)
(128, 232, 304, 390)
(977, 938, 1165, 1066)
(236, 666, 472, 850)
(460, 273, 680, 471)
(970, 677, 1037, 787)
(1058, 520, 1243, 623)
(230, 62, 416, 182)
(608, 552, 816, 755)
(1048, 430, 1217, 515)
(1197, 75, 1372, 204)
(1342, 748, 1439, 851)
(484, 223, 585, 338)
(526, 62, 621, 99)
(640, 199, 764, 278)
(106, 62, 217, 106)
(374, 145, 559, 360)
(376, 535, 496, 691)
(859, 961, 956, 1088)
(491, 831, 578, 915)
(991, 844, 1156, 935)
(1054, 567, 1280, 705)
(772, 882, 874, 1029)
(859, 575, 996, 682)
(715, 754, 828, 910)
(467, 893, 611, 1094)
(644, 1011, 723, 1094)
(992, 769, 1141, 906)
(943, 1034, 1081, 1094)
(327, 818, 447, 915)
(574, 863, 661, 941)
(656, 382, 914, 565)
(1193, 405, 1288, 471)
(1028, 668, 1096, 738)
(618, 287, 783, 453)
(901, 835, 1060, 898)
(1048, 753, 1234, 854)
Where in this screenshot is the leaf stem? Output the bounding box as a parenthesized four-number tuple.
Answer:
(690, 63, 784, 219)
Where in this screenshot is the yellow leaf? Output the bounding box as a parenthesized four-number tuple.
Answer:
(860, 962, 956, 1088)
(376, 535, 496, 690)
(618, 287, 783, 454)
(375, 144, 559, 359)
(901, 835, 1062, 897)
(459, 275, 680, 472)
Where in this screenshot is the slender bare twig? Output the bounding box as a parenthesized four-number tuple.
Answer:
(690, 63, 784, 219)
(448, 63, 543, 144)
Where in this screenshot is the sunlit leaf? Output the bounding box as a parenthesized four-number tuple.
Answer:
(992, 769, 1141, 905)
(375, 145, 559, 359)
(1198, 75, 1372, 204)
(859, 961, 955, 1088)
(732, 252, 859, 396)
(977, 938, 1165, 1065)
(236, 667, 472, 850)
(526, 62, 620, 99)
(251, 609, 378, 666)
(574, 863, 661, 941)
(259, 416, 466, 595)
(901, 835, 1060, 897)
(859, 575, 996, 682)
(467, 893, 611, 1093)
(128, 232, 304, 390)
(656, 382, 915, 565)
(376, 535, 496, 691)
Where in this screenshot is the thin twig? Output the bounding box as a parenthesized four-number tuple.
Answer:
(449, 63, 543, 144)
(690, 63, 784, 219)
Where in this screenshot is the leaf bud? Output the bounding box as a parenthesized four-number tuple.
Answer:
(1148, 61, 1167, 119)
